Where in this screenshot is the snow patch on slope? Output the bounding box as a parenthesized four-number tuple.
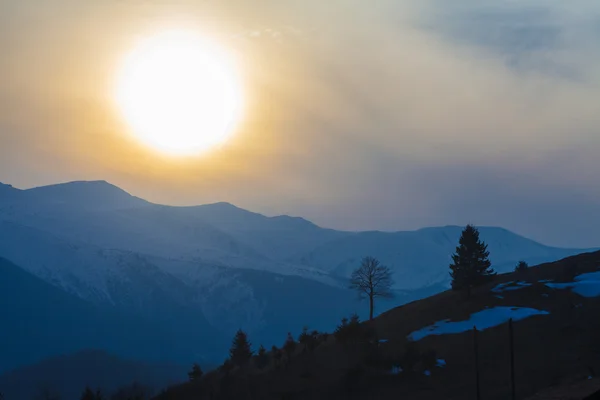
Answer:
(492, 281, 532, 293)
(408, 307, 550, 341)
(545, 272, 600, 297)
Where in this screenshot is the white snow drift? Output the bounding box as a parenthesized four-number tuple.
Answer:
(408, 307, 550, 341)
(545, 271, 600, 298)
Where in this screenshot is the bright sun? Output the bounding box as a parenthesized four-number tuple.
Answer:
(115, 30, 243, 156)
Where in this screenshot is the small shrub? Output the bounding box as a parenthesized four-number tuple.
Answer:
(187, 363, 203, 382)
(271, 345, 279, 355)
(400, 341, 420, 373)
(515, 260, 528, 272)
(283, 332, 296, 356)
(298, 327, 311, 346)
(335, 313, 368, 344)
(110, 383, 150, 400)
(298, 327, 319, 352)
(80, 387, 104, 400)
(421, 349, 438, 371)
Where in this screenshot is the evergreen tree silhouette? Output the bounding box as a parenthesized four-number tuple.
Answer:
(298, 327, 319, 352)
(80, 387, 94, 400)
(229, 329, 253, 366)
(188, 363, 203, 382)
(450, 225, 496, 297)
(80, 387, 103, 400)
(515, 260, 529, 272)
(283, 332, 296, 357)
(256, 344, 269, 369)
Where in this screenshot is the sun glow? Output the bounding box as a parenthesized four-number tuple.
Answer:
(115, 30, 243, 156)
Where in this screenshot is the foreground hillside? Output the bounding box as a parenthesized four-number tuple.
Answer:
(156, 250, 600, 400)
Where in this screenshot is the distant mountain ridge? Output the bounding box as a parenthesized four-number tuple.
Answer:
(0, 179, 594, 295)
(0, 180, 596, 372)
(0, 180, 148, 211)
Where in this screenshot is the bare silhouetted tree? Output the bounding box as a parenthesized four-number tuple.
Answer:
(349, 256, 394, 320)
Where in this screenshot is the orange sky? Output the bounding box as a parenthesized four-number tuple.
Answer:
(1, 0, 600, 247)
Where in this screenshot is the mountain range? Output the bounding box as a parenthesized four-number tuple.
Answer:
(0, 180, 595, 373)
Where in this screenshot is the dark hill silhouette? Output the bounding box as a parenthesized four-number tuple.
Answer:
(155, 250, 600, 400)
(0, 350, 188, 400)
(0, 257, 221, 373)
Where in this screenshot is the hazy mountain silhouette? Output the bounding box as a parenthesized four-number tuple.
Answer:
(0, 256, 222, 373)
(0, 180, 595, 370)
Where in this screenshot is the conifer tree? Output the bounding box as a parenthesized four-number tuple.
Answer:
(229, 329, 253, 366)
(449, 225, 496, 297)
(298, 327, 320, 352)
(80, 387, 95, 400)
(188, 363, 203, 382)
(256, 344, 269, 369)
(515, 260, 528, 272)
(283, 332, 296, 357)
(334, 313, 367, 344)
(80, 387, 103, 400)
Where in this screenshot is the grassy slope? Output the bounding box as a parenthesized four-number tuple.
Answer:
(155, 250, 600, 400)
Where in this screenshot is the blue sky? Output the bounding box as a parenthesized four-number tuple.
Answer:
(1, 0, 599, 247)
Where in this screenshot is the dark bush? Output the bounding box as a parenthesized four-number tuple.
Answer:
(298, 327, 319, 352)
(400, 341, 421, 373)
(515, 260, 528, 273)
(187, 363, 203, 382)
(334, 313, 371, 345)
(110, 383, 151, 400)
(283, 332, 297, 356)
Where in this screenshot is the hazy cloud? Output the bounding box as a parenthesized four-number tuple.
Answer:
(1, 0, 600, 246)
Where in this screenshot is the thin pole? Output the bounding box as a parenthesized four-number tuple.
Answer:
(509, 318, 516, 400)
(474, 326, 481, 400)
